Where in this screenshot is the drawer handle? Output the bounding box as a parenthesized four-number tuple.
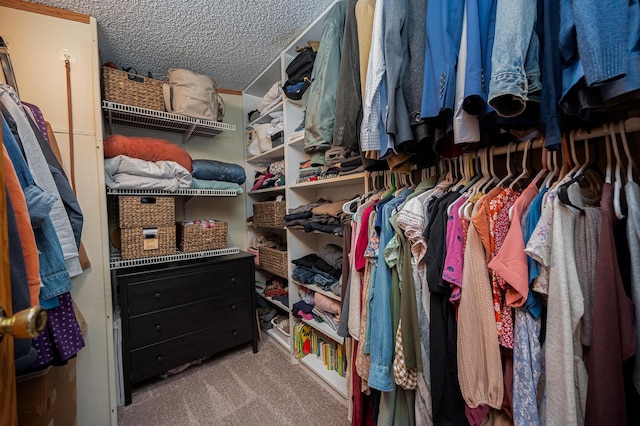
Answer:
(232, 330, 238, 337)
(231, 304, 237, 311)
(154, 292, 161, 300)
(230, 277, 236, 284)
(156, 356, 163, 363)
(155, 324, 162, 332)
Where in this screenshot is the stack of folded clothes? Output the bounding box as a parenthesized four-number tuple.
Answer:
(189, 159, 246, 193)
(305, 199, 352, 236)
(324, 146, 363, 177)
(291, 289, 342, 331)
(284, 199, 331, 228)
(250, 160, 285, 191)
(291, 244, 343, 295)
(285, 199, 354, 236)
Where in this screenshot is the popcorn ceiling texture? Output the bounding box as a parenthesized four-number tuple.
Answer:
(32, 0, 333, 90)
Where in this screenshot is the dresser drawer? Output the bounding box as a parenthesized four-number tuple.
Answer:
(122, 261, 251, 316)
(129, 292, 252, 349)
(129, 315, 253, 383)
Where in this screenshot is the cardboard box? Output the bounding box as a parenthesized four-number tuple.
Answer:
(16, 358, 77, 426)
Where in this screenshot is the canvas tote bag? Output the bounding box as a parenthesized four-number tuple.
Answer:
(163, 68, 219, 120)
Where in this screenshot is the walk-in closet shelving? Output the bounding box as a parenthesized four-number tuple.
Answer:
(243, 1, 356, 403)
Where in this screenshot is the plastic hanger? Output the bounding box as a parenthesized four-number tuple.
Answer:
(568, 129, 581, 178)
(510, 139, 532, 190)
(496, 142, 516, 188)
(542, 150, 559, 189)
(608, 122, 625, 219)
(619, 119, 637, 184)
(530, 140, 549, 188)
(480, 146, 499, 193)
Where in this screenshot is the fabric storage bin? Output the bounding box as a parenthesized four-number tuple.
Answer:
(177, 220, 228, 253)
(102, 66, 165, 111)
(258, 246, 288, 277)
(253, 200, 286, 227)
(118, 196, 175, 228)
(119, 226, 176, 260)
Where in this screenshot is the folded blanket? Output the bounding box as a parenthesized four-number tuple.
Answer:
(314, 293, 341, 315)
(104, 134, 192, 171)
(104, 155, 192, 191)
(191, 159, 246, 184)
(190, 178, 243, 193)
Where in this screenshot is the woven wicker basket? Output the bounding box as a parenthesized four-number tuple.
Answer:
(119, 226, 176, 260)
(177, 221, 228, 253)
(118, 196, 175, 228)
(258, 246, 288, 277)
(253, 200, 286, 227)
(102, 66, 165, 111)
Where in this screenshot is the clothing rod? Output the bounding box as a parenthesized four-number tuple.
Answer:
(478, 116, 639, 157)
(489, 138, 544, 156)
(573, 117, 640, 141)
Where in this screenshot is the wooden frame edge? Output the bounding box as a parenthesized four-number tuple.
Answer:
(0, 0, 90, 24)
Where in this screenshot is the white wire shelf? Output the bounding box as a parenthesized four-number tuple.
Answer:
(106, 187, 238, 197)
(109, 246, 240, 269)
(102, 101, 235, 143)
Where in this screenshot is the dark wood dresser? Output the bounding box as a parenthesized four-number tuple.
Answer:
(114, 252, 257, 405)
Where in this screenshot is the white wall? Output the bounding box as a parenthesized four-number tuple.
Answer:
(0, 7, 116, 425)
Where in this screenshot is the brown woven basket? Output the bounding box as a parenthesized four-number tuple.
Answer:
(119, 226, 176, 260)
(118, 196, 175, 228)
(102, 66, 165, 111)
(177, 221, 228, 253)
(258, 246, 288, 277)
(253, 200, 286, 227)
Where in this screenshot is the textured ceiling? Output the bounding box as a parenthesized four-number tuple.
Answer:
(31, 0, 333, 90)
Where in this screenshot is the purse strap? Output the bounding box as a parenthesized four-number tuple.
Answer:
(65, 59, 76, 191)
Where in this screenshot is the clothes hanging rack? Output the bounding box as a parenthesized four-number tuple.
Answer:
(573, 117, 640, 141)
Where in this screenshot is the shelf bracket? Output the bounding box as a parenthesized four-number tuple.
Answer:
(181, 124, 197, 145)
(107, 109, 113, 135)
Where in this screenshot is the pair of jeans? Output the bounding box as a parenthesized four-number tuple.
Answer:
(488, 0, 541, 118)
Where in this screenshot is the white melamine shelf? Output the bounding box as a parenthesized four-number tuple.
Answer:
(290, 173, 366, 189)
(256, 264, 288, 280)
(106, 187, 238, 197)
(286, 227, 342, 237)
(103, 101, 235, 143)
(300, 354, 347, 398)
(247, 143, 285, 164)
(293, 280, 341, 302)
(265, 295, 290, 312)
(248, 223, 287, 230)
(109, 246, 240, 269)
(248, 100, 284, 127)
(265, 327, 290, 350)
(248, 186, 286, 195)
(301, 318, 344, 345)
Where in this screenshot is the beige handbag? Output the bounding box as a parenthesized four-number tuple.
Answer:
(163, 68, 219, 120)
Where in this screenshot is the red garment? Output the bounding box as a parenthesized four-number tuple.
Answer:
(354, 202, 377, 271)
(585, 184, 636, 425)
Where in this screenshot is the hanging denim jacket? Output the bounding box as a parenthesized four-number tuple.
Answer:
(3, 115, 72, 306)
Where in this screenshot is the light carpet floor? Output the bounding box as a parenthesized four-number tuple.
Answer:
(118, 335, 350, 425)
